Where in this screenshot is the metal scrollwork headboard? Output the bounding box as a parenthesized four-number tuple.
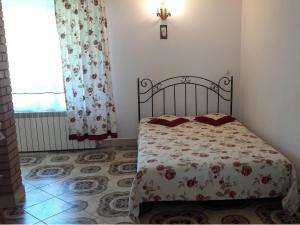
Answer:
(137, 75, 233, 121)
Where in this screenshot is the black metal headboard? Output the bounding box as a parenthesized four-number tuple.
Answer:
(137, 76, 233, 121)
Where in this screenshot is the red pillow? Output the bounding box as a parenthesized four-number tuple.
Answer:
(195, 115, 235, 126)
(148, 118, 189, 127)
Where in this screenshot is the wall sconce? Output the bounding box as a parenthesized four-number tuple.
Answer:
(157, 0, 171, 20)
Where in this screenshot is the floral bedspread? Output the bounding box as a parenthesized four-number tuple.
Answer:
(129, 116, 299, 221)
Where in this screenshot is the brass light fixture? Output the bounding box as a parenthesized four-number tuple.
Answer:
(157, 0, 171, 20)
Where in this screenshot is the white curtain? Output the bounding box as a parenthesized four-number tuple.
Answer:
(2, 0, 66, 112)
(55, 0, 117, 141)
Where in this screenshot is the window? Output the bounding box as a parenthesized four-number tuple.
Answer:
(2, 0, 66, 112)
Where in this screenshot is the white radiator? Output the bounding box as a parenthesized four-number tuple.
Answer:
(15, 112, 96, 152)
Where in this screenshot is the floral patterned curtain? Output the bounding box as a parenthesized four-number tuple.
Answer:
(55, 0, 117, 141)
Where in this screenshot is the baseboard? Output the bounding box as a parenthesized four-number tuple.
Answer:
(0, 184, 25, 208)
(97, 138, 137, 148)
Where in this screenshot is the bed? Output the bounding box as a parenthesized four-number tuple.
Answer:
(129, 75, 299, 221)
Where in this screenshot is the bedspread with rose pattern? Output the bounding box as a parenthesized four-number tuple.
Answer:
(128, 115, 299, 220)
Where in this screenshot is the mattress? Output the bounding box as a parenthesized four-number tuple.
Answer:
(128, 116, 299, 220)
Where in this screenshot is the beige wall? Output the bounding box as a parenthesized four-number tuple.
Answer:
(240, 0, 300, 175)
(106, 0, 242, 138)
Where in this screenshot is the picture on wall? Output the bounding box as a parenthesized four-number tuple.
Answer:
(160, 25, 168, 39)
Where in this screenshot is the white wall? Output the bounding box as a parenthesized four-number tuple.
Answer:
(106, 0, 242, 138)
(240, 0, 300, 175)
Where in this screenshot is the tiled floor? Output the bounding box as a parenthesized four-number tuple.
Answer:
(5, 146, 136, 224)
(4, 146, 300, 224)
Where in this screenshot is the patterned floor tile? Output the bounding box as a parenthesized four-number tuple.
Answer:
(23, 164, 74, 187)
(122, 151, 137, 159)
(20, 154, 47, 167)
(254, 198, 283, 224)
(97, 191, 130, 217)
(25, 198, 73, 220)
(83, 191, 130, 219)
(80, 165, 102, 174)
(49, 155, 71, 163)
(25, 164, 74, 180)
(64, 200, 89, 213)
(94, 215, 133, 225)
(117, 177, 134, 188)
(19, 189, 54, 209)
(44, 152, 79, 165)
(4, 206, 40, 225)
(40, 175, 109, 198)
(270, 210, 300, 224)
(44, 210, 98, 224)
(39, 181, 69, 197)
(75, 149, 116, 164)
(108, 161, 137, 175)
(21, 177, 60, 188)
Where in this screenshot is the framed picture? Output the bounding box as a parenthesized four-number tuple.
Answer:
(160, 25, 168, 39)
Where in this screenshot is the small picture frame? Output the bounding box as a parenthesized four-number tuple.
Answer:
(160, 25, 168, 39)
